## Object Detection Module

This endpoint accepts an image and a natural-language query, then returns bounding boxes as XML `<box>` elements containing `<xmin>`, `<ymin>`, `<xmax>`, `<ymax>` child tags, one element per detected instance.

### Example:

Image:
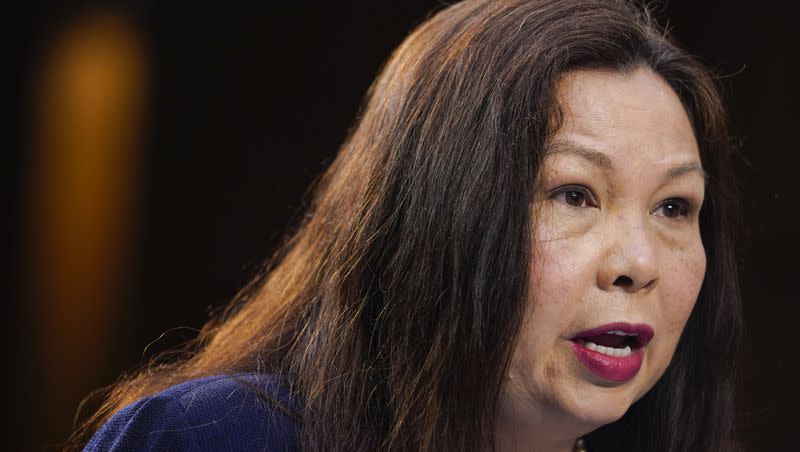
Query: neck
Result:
<box><xmin>495</xmin><ymin>423</ymin><xmax>580</xmax><ymax>452</ymax></box>
<box><xmin>494</xmin><ymin>402</ymin><xmax>593</xmax><ymax>452</ymax></box>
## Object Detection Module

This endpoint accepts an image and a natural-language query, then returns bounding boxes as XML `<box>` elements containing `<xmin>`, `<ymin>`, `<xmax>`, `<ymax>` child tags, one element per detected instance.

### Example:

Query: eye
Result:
<box><xmin>654</xmin><ymin>198</ymin><xmax>691</xmax><ymax>219</ymax></box>
<box><xmin>550</xmin><ymin>185</ymin><xmax>597</xmax><ymax>208</ymax></box>
<box><xmin>564</xmin><ymin>190</ymin><xmax>586</xmax><ymax>206</ymax></box>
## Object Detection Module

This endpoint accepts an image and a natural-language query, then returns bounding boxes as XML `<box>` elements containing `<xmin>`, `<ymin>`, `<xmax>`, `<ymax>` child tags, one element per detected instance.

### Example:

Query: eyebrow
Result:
<box><xmin>545</xmin><ymin>142</ymin><xmax>613</xmax><ymax>171</ymax></box>
<box><xmin>665</xmin><ymin>162</ymin><xmax>707</xmax><ymax>183</ymax></box>
<box><xmin>544</xmin><ymin>142</ymin><xmax>707</xmax><ymax>184</ymax></box>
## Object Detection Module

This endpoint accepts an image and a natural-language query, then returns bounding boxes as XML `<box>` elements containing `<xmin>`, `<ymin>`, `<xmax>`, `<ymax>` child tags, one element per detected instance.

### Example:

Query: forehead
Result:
<box><xmin>549</xmin><ymin>67</ymin><xmax>700</xmax><ymax>168</ymax></box>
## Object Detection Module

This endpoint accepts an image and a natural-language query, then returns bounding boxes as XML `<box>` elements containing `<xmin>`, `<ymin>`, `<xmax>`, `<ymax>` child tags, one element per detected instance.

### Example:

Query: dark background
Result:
<box><xmin>13</xmin><ymin>1</ymin><xmax>797</xmax><ymax>450</ymax></box>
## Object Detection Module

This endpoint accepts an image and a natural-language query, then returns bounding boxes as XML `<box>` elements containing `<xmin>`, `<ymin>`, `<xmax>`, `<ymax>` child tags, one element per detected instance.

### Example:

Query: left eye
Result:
<box><xmin>549</xmin><ymin>185</ymin><xmax>597</xmax><ymax>208</ymax></box>
<box><xmin>654</xmin><ymin>199</ymin><xmax>691</xmax><ymax>219</ymax></box>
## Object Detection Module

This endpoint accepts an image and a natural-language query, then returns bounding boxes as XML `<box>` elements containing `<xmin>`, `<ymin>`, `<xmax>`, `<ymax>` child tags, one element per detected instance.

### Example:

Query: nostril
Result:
<box><xmin>613</xmin><ymin>275</ymin><xmax>633</xmax><ymax>287</ymax></box>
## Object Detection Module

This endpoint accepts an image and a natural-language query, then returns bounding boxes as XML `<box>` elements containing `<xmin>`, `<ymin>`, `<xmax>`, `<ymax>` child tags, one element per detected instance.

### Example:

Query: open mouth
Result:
<box><xmin>572</xmin><ymin>332</ymin><xmax>643</xmax><ymax>357</ymax></box>
<box><xmin>568</xmin><ymin>323</ymin><xmax>654</xmax><ymax>382</ymax></box>
<box><xmin>569</xmin><ymin>323</ymin><xmax>654</xmax><ymax>358</ymax></box>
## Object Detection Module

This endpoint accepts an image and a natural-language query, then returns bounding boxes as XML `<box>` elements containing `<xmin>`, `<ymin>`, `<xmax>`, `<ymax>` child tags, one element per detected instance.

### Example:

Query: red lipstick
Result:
<box><xmin>569</xmin><ymin>322</ymin><xmax>654</xmax><ymax>382</ymax></box>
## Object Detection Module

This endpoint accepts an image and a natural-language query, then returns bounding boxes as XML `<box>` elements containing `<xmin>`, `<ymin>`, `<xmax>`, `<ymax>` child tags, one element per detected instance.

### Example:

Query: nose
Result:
<box><xmin>596</xmin><ymin>217</ymin><xmax>659</xmax><ymax>293</ymax></box>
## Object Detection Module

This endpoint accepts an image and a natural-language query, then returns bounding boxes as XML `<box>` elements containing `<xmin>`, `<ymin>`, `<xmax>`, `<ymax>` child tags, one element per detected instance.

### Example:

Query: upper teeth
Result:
<box><xmin>584</xmin><ymin>341</ymin><xmax>632</xmax><ymax>357</ymax></box>
<box><xmin>607</xmin><ymin>330</ymin><xmax>637</xmax><ymax>336</ymax></box>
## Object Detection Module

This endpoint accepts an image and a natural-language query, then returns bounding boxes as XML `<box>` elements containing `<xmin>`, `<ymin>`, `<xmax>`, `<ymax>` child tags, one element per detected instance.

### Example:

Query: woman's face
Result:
<box><xmin>499</xmin><ymin>67</ymin><xmax>707</xmax><ymax>442</ymax></box>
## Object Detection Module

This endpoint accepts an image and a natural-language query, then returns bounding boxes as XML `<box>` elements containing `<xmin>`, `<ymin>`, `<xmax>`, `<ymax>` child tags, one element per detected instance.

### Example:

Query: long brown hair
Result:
<box><xmin>72</xmin><ymin>1</ymin><xmax>742</xmax><ymax>450</ymax></box>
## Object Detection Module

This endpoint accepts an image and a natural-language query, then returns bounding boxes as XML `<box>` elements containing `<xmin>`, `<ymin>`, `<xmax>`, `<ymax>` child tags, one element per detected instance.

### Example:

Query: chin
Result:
<box><xmin>561</xmin><ymin>378</ymin><xmax>642</xmax><ymax>428</ymax></box>
<box><xmin>572</xmin><ymin>401</ymin><xmax>629</xmax><ymax>428</ymax></box>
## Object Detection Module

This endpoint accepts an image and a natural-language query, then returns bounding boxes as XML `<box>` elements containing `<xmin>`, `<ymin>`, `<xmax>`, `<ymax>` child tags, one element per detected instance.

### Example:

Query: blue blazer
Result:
<box><xmin>84</xmin><ymin>373</ymin><xmax>299</xmax><ymax>451</ymax></box>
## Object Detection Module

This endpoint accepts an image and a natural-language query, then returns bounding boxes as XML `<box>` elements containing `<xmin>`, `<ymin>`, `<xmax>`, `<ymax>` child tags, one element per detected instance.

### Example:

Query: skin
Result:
<box><xmin>496</xmin><ymin>66</ymin><xmax>707</xmax><ymax>452</ymax></box>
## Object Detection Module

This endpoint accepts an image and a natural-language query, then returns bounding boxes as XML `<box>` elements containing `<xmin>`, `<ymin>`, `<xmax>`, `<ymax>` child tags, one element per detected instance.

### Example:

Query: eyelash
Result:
<box><xmin>548</xmin><ymin>185</ymin><xmax>693</xmax><ymax>220</ymax></box>
<box><xmin>654</xmin><ymin>198</ymin><xmax>692</xmax><ymax>219</ymax></box>
<box><xmin>548</xmin><ymin>185</ymin><xmax>597</xmax><ymax>208</ymax></box>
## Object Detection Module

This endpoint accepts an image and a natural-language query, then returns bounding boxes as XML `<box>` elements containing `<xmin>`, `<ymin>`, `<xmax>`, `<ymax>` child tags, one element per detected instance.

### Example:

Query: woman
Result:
<box><xmin>74</xmin><ymin>0</ymin><xmax>742</xmax><ymax>450</ymax></box>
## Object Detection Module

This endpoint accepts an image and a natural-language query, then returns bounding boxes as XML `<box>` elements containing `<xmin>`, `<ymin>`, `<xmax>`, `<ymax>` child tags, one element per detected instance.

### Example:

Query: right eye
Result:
<box><xmin>550</xmin><ymin>186</ymin><xmax>597</xmax><ymax>208</ymax></box>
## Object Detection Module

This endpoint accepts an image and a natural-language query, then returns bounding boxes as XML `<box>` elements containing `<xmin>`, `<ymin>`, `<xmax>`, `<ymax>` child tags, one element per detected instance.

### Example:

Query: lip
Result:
<box><xmin>569</xmin><ymin>322</ymin><xmax>655</xmax><ymax>382</ymax></box>
<box><xmin>572</xmin><ymin>322</ymin><xmax>654</xmax><ymax>346</ymax></box>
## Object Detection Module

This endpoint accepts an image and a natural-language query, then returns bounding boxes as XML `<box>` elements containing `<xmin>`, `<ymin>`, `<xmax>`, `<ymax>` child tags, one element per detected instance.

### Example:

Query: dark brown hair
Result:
<box><xmin>72</xmin><ymin>1</ymin><xmax>742</xmax><ymax>450</ymax></box>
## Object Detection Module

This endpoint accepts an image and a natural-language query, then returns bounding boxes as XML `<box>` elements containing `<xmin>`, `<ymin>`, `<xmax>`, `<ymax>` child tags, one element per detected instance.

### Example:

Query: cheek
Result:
<box><xmin>521</xmin><ymin>235</ymin><xmax>597</xmax><ymax>352</ymax></box>
<box><xmin>528</xmin><ymin>237</ymin><xmax>591</xmax><ymax>318</ymax></box>
<box><xmin>530</xmin><ymin>211</ymin><xmax>597</xmax><ymax>301</ymax></box>
<box><xmin>659</xmin><ymin>241</ymin><xmax>707</xmax><ymax>339</ymax></box>
<box><xmin>530</xmin><ymin>243</ymin><xmax>574</xmax><ymax>298</ymax></box>
<box><xmin>506</xmin><ymin>238</ymin><xmax>587</xmax><ymax>399</ymax></box>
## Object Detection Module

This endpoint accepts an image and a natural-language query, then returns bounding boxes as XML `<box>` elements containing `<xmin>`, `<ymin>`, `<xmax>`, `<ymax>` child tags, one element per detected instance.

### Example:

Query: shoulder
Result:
<box><xmin>84</xmin><ymin>373</ymin><xmax>300</xmax><ymax>452</ymax></box>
